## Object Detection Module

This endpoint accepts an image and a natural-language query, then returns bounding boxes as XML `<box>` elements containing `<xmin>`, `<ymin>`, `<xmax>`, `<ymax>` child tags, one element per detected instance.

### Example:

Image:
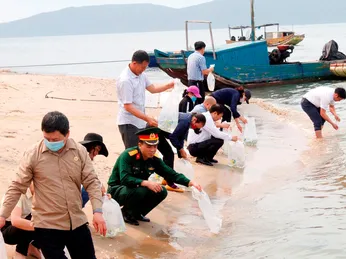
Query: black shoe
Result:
<box><xmin>209</xmin><ymin>158</ymin><xmax>218</xmax><ymax>163</ymax></box>
<box><xmin>196</xmin><ymin>157</ymin><xmax>213</xmax><ymax>166</ymax></box>
<box><xmin>123</xmin><ymin>214</ymin><xmax>139</xmax><ymax>226</ymax></box>
<box><xmin>136</xmin><ymin>214</ymin><xmax>150</xmax><ymax>222</ymax></box>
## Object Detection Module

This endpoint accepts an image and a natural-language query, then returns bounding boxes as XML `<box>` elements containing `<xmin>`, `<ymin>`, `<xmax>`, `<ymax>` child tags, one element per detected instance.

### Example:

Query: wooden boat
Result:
<box><xmin>226</xmin><ymin>23</ymin><xmax>305</xmax><ymax>47</ymax></box>
<box><xmin>153</xmin><ymin>20</ymin><xmax>346</xmax><ymax>90</ymax></box>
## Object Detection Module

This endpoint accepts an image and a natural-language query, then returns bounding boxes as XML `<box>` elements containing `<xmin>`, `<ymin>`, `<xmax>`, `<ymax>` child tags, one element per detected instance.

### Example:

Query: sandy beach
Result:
<box><xmin>0</xmin><ymin>70</ymin><xmax>311</xmax><ymax>258</ymax></box>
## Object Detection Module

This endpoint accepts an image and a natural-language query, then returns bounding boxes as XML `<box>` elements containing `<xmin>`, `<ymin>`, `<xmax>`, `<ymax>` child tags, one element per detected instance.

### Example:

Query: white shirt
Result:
<box><xmin>116</xmin><ymin>66</ymin><xmax>152</xmax><ymax>128</ymax></box>
<box><xmin>303</xmin><ymin>87</ymin><xmax>335</xmax><ymax>110</ymax></box>
<box><xmin>1</xmin><ymin>189</ymin><xmax>32</xmax><ymax>221</ymax></box>
<box><xmin>187</xmin><ymin>111</ymin><xmax>233</xmax><ymax>145</ymax></box>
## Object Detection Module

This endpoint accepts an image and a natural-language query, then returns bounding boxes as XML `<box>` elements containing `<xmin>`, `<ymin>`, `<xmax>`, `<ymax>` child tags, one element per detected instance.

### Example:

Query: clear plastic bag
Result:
<box><xmin>228</xmin><ymin>141</ymin><xmax>245</xmax><ymax>168</ymax></box>
<box><xmin>0</xmin><ymin>232</ymin><xmax>7</xmax><ymax>259</ymax></box>
<box><xmin>148</xmin><ymin>173</ymin><xmax>163</xmax><ymax>184</ymax></box>
<box><xmin>102</xmin><ymin>196</ymin><xmax>126</xmax><ymax>238</ymax></box>
<box><xmin>207</xmin><ymin>64</ymin><xmax>215</xmax><ymax>91</ymax></box>
<box><xmin>191</xmin><ymin>187</ymin><xmax>222</xmax><ymax>234</ymax></box>
<box><xmin>158</xmin><ymin>80</ymin><xmax>184</xmax><ymax>133</ymax></box>
<box><xmin>243</xmin><ymin>117</ymin><xmax>258</xmax><ymax>146</ymax></box>
<box><xmin>221</xmin><ymin>127</ymin><xmax>232</xmax><ymax>155</ymax></box>
<box><xmin>174</xmin><ymin>159</ymin><xmax>194</xmax><ymax>180</ymax></box>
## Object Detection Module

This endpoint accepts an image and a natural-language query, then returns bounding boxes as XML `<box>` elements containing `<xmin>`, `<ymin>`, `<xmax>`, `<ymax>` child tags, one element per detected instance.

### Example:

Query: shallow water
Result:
<box><xmin>2</xmin><ymin>23</ymin><xmax>346</xmax><ymax>258</ymax></box>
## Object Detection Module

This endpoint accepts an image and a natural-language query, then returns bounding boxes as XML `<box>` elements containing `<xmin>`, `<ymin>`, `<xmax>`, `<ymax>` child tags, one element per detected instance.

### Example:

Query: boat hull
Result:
<box><xmin>154</xmin><ymin>48</ymin><xmax>345</xmax><ymax>89</ymax></box>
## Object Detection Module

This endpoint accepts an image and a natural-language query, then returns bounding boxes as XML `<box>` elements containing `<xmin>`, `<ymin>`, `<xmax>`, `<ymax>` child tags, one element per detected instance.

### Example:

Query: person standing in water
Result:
<box><xmin>301</xmin><ymin>86</ymin><xmax>346</xmax><ymax>138</ymax></box>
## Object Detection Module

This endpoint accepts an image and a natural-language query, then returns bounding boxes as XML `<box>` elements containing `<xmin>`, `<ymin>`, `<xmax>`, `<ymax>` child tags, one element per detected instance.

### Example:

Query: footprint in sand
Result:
<box><xmin>2</xmin><ymin>131</ymin><xmax>17</xmax><ymax>138</ymax></box>
<box><xmin>8</xmin><ymin>110</ymin><xmax>25</xmax><ymax>114</ymax></box>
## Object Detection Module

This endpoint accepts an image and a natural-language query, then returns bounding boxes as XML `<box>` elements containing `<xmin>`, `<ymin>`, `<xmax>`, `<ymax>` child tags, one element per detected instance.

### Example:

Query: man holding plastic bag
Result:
<box><xmin>211</xmin><ymin>87</ymin><xmax>251</xmax><ymax>132</ymax></box>
<box><xmin>187</xmin><ymin>41</ymin><xmax>214</xmax><ymax>103</ymax></box>
<box><xmin>107</xmin><ymin>127</ymin><xmax>202</xmax><ymax>226</ymax></box>
<box><xmin>187</xmin><ymin>104</ymin><xmax>238</xmax><ymax>166</ymax></box>
<box><xmin>116</xmin><ymin>50</ymin><xmax>174</xmax><ymax>149</ymax></box>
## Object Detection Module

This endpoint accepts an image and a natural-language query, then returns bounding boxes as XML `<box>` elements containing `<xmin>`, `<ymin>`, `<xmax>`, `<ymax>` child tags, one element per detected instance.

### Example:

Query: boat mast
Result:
<box><xmin>250</xmin><ymin>0</ymin><xmax>255</xmax><ymax>41</ymax></box>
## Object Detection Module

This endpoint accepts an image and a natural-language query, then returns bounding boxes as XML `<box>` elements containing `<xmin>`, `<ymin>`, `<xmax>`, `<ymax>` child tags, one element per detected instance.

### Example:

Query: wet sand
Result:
<box><xmin>0</xmin><ymin>71</ymin><xmax>313</xmax><ymax>258</ymax></box>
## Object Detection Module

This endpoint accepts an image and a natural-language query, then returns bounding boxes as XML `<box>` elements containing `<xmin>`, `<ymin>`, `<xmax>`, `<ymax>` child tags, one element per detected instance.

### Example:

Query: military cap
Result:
<box><xmin>135</xmin><ymin>127</ymin><xmax>160</xmax><ymax>145</ymax></box>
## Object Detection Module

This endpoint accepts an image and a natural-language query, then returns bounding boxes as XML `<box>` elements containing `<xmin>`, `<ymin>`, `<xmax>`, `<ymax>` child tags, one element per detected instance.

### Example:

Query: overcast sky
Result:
<box><xmin>0</xmin><ymin>0</ymin><xmax>212</xmax><ymax>22</ymax></box>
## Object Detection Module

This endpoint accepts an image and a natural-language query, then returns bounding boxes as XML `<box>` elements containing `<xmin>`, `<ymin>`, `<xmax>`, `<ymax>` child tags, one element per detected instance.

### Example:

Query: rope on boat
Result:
<box><xmin>0</xmin><ymin>59</ymin><xmax>131</xmax><ymax>69</ymax></box>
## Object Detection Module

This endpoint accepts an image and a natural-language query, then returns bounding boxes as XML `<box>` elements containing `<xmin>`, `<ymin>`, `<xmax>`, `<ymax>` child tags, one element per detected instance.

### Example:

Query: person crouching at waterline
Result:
<box><xmin>107</xmin><ymin>127</ymin><xmax>202</xmax><ymax>226</ymax></box>
<box><xmin>301</xmin><ymin>86</ymin><xmax>346</xmax><ymax>138</ymax></box>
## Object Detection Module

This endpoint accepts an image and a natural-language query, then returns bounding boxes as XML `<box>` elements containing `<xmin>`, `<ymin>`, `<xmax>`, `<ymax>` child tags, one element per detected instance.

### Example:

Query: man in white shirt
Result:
<box><xmin>187</xmin><ymin>104</ymin><xmax>237</xmax><ymax>166</ymax></box>
<box><xmin>301</xmin><ymin>86</ymin><xmax>346</xmax><ymax>138</ymax></box>
<box><xmin>117</xmin><ymin>50</ymin><xmax>174</xmax><ymax>149</ymax></box>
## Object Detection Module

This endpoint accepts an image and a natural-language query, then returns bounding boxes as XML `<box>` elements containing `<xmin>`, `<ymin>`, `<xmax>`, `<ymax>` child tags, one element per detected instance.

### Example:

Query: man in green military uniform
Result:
<box><xmin>107</xmin><ymin>127</ymin><xmax>202</xmax><ymax>226</ymax></box>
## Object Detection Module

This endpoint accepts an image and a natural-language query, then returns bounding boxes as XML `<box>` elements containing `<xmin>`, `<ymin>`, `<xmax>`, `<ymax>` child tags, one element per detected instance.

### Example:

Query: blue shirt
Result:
<box><xmin>190</xmin><ymin>103</ymin><xmax>207</xmax><ymax>113</ymax></box>
<box><xmin>211</xmin><ymin>88</ymin><xmax>241</xmax><ymax>119</ymax></box>
<box><xmin>187</xmin><ymin>51</ymin><xmax>207</xmax><ymax>81</ymax></box>
<box><xmin>169</xmin><ymin>113</ymin><xmax>192</xmax><ymax>151</ymax></box>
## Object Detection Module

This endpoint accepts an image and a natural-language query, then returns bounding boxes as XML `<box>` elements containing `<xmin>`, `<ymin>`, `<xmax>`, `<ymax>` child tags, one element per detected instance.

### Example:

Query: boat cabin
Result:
<box><xmin>265</xmin><ymin>31</ymin><xmax>294</xmax><ymax>39</ymax></box>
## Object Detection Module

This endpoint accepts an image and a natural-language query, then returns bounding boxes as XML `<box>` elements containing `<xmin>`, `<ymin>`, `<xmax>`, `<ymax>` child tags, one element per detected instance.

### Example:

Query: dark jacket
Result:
<box><xmin>169</xmin><ymin>113</ymin><xmax>192</xmax><ymax>154</ymax></box>
<box><xmin>179</xmin><ymin>96</ymin><xmax>195</xmax><ymax>113</ymax></box>
<box><xmin>211</xmin><ymin>88</ymin><xmax>241</xmax><ymax>119</ymax></box>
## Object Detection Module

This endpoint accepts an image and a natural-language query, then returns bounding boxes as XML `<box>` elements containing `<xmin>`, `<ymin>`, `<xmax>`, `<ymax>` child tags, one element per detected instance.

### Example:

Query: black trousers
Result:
<box><xmin>35</xmin><ymin>223</ymin><xmax>96</xmax><ymax>259</ymax></box>
<box><xmin>220</xmin><ymin>104</ymin><xmax>232</xmax><ymax>123</ymax></box>
<box><xmin>1</xmin><ymin>214</ymin><xmax>36</xmax><ymax>256</ymax></box>
<box><xmin>187</xmin><ymin>138</ymin><xmax>224</xmax><ymax>160</ymax></box>
<box><xmin>118</xmin><ymin>124</ymin><xmax>140</xmax><ymax>149</ymax></box>
<box><xmin>158</xmin><ymin>131</ymin><xmax>174</xmax><ymax>169</ymax></box>
<box><xmin>188</xmin><ymin>80</ymin><xmax>205</xmax><ymax>104</ymax></box>
<box><xmin>108</xmin><ymin>186</ymin><xmax>168</xmax><ymax>217</ymax></box>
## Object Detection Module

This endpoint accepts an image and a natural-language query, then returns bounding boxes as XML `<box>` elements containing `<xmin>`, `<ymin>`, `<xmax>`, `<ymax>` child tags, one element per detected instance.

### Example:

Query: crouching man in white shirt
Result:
<box><xmin>301</xmin><ymin>87</ymin><xmax>346</xmax><ymax>138</ymax></box>
<box><xmin>187</xmin><ymin>104</ymin><xmax>238</xmax><ymax>166</ymax></box>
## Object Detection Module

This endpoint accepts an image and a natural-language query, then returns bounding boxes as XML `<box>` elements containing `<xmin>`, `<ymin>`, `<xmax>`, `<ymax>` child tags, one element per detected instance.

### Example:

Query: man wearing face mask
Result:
<box><xmin>211</xmin><ymin>87</ymin><xmax>251</xmax><ymax>132</ymax></box>
<box><xmin>0</xmin><ymin>111</ymin><xmax>106</xmax><ymax>259</ymax></box>
<box><xmin>164</xmin><ymin>113</ymin><xmax>206</xmax><ymax>160</ymax></box>
<box><xmin>79</xmin><ymin>133</ymin><xmax>109</xmax><ymax>208</ymax></box>
<box><xmin>156</xmin><ymin>112</ymin><xmax>206</xmax><ymax>192</ymax></box>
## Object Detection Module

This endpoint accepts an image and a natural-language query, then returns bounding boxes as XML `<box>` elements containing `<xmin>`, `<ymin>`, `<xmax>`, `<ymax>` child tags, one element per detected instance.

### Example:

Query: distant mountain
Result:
<box><xmin>0</xmin><ymin>0</ymin><xmax>345</xmax><ymax>38</ymax></box>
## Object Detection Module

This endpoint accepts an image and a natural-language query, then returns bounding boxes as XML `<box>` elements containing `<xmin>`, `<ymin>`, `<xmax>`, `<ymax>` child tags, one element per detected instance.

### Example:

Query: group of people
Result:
<box><xmin>0</xmin><ymin>39</ymin><xmax>345</xmax><ymax>259</ymax></box>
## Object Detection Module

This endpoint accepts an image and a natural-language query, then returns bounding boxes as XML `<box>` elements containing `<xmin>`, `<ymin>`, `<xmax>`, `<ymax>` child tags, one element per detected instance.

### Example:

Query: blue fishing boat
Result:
<box><xmin>153</xmin><ymin>18</ymin><xmax>346</xmax><ymax>89</ymax></box>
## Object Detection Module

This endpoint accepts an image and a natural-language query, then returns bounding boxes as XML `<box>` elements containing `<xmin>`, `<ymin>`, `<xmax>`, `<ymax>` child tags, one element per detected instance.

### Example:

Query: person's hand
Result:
<box><xmin>188</xmin><ymin>181</ymin><xmax>202</xmax><ymax>191</ymax></box>
<box><xmin>231</xmin><ymin>136</ymin><xmax>238</xmax><ymax>142</ymax></box>
<box><xmin>335</xmin><ymin>115</ymin><xmax>341</xmax><ymax>122</ymax></box>
<box><xmin>179</xmin><ymin>149</ymin><xmax>188</xmax><ymax>159</ymax></box>
<box><xmin>209</xmin><ymin>66</ymin><xmax>214</xmax><ymax>73</ymax></box>
<box><xmin>240</xmin><ymin>117</ymin><xmax>248</xmax><ymax>124</ymax></box>
<box><xmin>0</xmin><ymin>216</ymin><xmax>5</xmax><ymax>228</ymax></box>
<box><xmin>167</xmin><ymin>81</ymin><xmax>175</xmax><ymax>89</ymax></box>
<box><xmin>93</xmin><ymin>212</ymin><xmax>107</xmax><ymax>236</ymax></box>
<box><xmin>221</xmin><ymin>122</ymin><xmax>231</xmax><ymax>129</ymax></box>
<box><xmin>142</xmin><ymin>180</ymin><xmax>163</xmax><ymax>193</ymax></box>
<box><xmin>101</xmin><ymin>184</ymin><xmax>106</xmax><ymax>196</ymax></box>
<box><xmin>236</xmin><ymin>123</ymin><xmax>243</xmax><ymax>133</ymax></box>
<box><xmin>147</xmin><ymin>117</ymin><xmax>158</xmax><ymax>127</ymax></box>
<box><xmin>332</xmin><ymin>123</ymin><xmax>339</xmax><ymax>130</ymax></box>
